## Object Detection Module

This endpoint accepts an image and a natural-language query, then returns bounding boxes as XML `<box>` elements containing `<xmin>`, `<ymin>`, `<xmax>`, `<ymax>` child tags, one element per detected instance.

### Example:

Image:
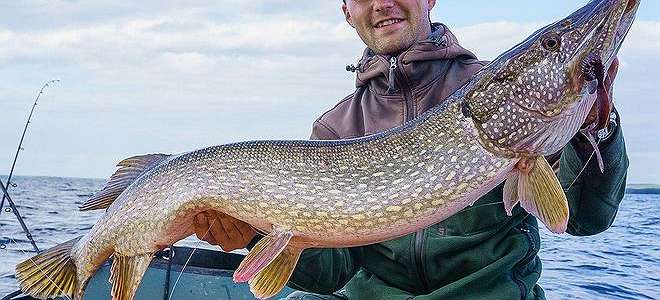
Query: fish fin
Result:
<box><xmin>249</xmin><ymin>246</ymin><xmax>302</xmax><ymax>299</ymax></box>
<box><xmin>502</xmin><ymin>173</ymin><xmax>520</xmax><ymax>216</ymax></box>
<box><xmin>80</xmin><ymin>154</ymin><xmax>171</xmax><ymax>211</ymax></box>
<box><xmin>580</xmin><ymin>130</ymin><xmax>605</xmax><ymax>173</ymax></box>
<box><xmin>15</xmin><ymin>236</ymin><xmax>81</xmax><ymax>300</ymax></box>
<box><xmin>517</xmin><ymin>157</ymin><xmax>569</xmax><ymax>234</ymax></box>
<box><xmin>233</xmin><ymin>228</ymin><xmax>293</xmax><ymax>283</ymax></box>
<box><xmin>109</xmin><ymin>253</ymin><xmax>153</xmax><ymax>300</ymax></box>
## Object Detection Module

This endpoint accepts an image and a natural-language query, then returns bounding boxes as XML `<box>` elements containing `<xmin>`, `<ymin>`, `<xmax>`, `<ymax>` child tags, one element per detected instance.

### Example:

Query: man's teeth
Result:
<box><xmin>376</xmin><ymin>19</ymin><xmax>402</xmax><ymax>28</ymax></box>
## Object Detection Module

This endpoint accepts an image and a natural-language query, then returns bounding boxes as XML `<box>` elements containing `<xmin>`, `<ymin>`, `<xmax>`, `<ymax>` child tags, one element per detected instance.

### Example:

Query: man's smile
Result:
<box><xmin>373</xmin><ymin>18</ymin><xmax>406</xmax><ymax>30</ymax></box>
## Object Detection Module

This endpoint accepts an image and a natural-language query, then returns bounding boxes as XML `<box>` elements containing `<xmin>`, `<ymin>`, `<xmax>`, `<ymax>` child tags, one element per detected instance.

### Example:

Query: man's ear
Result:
<box><xmin>342</xmin><ymin>3</ymin><xmax>355</xmax><ymax>28</ymax></box>
<box><xmin>428</xmin><ymin>0</ymin><xmax>437</xmax><ymax>10</ymax></box>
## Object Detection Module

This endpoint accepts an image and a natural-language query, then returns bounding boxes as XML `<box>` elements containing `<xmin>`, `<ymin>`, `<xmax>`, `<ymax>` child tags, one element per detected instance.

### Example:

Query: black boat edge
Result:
<box><xmin>3</xmin><ymin>246</ymin><xmax>296</xmax><ymax>300</ymax></box>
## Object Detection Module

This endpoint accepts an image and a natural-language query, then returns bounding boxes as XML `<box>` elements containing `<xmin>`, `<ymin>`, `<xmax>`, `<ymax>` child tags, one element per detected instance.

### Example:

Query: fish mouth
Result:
<box><xmin>580</xmin><ymin>53</ymin><xmax>604</xmax><ymax>94</ymax></box>
<box><xmin>569</xmin><ymin>0</ymin><xmax>639</xmax><ymax>83</ymax></box>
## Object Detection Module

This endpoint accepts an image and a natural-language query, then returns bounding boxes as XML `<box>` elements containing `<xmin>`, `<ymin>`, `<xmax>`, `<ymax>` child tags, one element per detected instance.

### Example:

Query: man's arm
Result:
<box><xmin>557</xmin><ymin>58</ymin><xmax>629</xmax><ymax>236</ymax></box>
<box><xmin>285</xmin><ymin>119</ymin><xmax>362</xmax><ymax>294</ymax></box>
<box><xmin>288</xmin><ymin>247</ymin><xmax>362</xmax><ymax>294</ymax></box>
<box><xmin>558</xmin><ymin>114</ymin><xmax>629</xmax><ymax>236</ymax></box>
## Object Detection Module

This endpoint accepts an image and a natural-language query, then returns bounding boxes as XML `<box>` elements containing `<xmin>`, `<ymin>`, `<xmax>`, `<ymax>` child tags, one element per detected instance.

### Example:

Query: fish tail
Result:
<box><xmin>503</xmin><ymin>156</ymin><xmax>569</xmax><ymax>233</ymax></box>
<box><xmin>15</xmin><ymin>236</ymin><xmax>82</xmax><ymax>300</ymax></box>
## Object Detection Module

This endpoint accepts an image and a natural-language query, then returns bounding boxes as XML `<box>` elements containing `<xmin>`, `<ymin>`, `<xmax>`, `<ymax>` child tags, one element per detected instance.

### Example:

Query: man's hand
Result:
<box><xmin>582</xmin><ymin>57</ymin><xmax>619</xmax><ymax>128</ymax></box>
<box><xmin>193</xmin><ymin>211</ymin><xmax>257</xmax><ymax>252</ymax></box>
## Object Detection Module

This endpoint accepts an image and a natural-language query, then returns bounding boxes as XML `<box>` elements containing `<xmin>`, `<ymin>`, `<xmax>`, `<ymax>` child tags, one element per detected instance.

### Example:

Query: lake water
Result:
<box><xmin>1</xmin><ymin>176</ymin><xmax>658</xmax><ymax>299</ymax></box>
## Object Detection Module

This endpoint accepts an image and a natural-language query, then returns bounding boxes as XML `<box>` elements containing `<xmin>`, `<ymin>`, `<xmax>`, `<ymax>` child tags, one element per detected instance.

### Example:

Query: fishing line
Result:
<box><xmin>168</xmin><ymin>219</ymin><xmax>216</xmax><ymax>300</ymax></box>
<box><xmin>3</xmin><ymin>237</ymin><xmax>72</xmax><ymax>300</ymax></box>
<box><xmin>565</xmin><ymin>137</ymin><xmax>602</xmax><ymax>192</ymax></box>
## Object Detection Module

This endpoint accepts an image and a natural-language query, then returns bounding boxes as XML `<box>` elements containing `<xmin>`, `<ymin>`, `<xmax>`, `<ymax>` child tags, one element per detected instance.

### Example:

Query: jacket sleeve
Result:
<box><xmin>557</xmin><ymin>119</ymin><xmax>629</xmax><ymax>236</ymax></box>
<box><xmin>285</xmin><ymin>120</ymin><xmax>360</xmax><ymax>294</ymax></box>
<box><xmin>287</xmin><ymin>247</ymin><xmax>363</xmax><ymax>294</ymax></box>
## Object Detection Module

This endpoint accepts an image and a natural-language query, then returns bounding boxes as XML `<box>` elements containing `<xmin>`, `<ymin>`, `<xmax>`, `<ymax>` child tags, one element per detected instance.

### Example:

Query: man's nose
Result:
<box><xmin>373</xmin><ymin>0</ymin><xmax>396</xmax><ymax>11</ymax></box>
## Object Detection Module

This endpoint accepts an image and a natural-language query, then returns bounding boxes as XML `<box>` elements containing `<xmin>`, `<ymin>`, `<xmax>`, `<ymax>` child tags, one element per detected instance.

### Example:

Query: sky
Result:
<box><xmin>0</xmin><ymin>1</ymin><xmax>658</xmax><ymax>184</ymax></box>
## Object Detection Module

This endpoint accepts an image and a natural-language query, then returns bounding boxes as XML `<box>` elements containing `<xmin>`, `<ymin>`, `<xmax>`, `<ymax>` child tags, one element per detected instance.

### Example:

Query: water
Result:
<box><xmin>1</xmin><ymin>176</ymin><xmax>658</xmax><ymax>299</ymax></box>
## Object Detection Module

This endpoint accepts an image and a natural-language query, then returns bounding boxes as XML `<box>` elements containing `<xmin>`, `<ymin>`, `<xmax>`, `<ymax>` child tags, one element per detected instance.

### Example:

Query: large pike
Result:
<box><xmin>16</xmin><ymin>0</ymin><xmax>639</xmax><ymax>299</ymax></box>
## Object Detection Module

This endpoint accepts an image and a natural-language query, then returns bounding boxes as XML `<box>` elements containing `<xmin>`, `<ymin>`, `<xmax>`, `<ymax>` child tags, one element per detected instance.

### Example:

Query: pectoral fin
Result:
<box><xmin>249</xmin><ymin>246</ymin><xmax>302</xmax><ymax>299</ymax></box>
<box><xmin>109</xmin><ymin>253</ymin><xmax>153</xmax><ymax>300</ymax></box>
<box><xmin>233</xmin><ymin>228</ymin><xmax>293</xmax><ymax>283</ymax></box>
<box><xmin>515</xmin><ymin>157</ymin><xmax>569</xmax><ymax>233</ymax></box>
<box><xmin>502</xmin><ymin>173</ymin><xmax>519</xmax><ymax>216</ymax></box>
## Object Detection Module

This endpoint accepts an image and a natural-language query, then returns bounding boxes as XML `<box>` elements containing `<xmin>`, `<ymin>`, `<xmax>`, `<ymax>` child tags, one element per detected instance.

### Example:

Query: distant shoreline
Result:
<box><xmin>0</xmin><ymin>174</ymin><xmax>105</xmax><ymax>181</ymax></box>
<box><xmin>625</xmin><ymin>184</ymin><xmax>660</xmax><ymax>194</ymax></box>
<box><xmin>625</xmin><ymin>186</ymin><xmax>660</xmax><ymax>195</ymax></box>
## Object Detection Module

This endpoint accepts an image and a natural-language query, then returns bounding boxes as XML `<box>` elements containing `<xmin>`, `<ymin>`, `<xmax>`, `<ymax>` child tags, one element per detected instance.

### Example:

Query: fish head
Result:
<box><xmin>465</xmin><ymin>0</ymin><xmax>639</xmax><ymax>157</ymax></box>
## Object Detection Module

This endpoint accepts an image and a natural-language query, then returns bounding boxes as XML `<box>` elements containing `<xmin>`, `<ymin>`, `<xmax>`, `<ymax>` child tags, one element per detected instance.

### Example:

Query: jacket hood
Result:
<box><xmin>354</xmin><ymin>23</ymin><xmax>478</xmax><ymax>88</ymax></box>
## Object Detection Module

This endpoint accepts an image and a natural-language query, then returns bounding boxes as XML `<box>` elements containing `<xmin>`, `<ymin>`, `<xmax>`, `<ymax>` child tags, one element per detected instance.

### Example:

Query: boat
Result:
<box><xmin>2</xmin><ymin>246</ymin><xmax>295</xmax><ymax>300</ymax></box>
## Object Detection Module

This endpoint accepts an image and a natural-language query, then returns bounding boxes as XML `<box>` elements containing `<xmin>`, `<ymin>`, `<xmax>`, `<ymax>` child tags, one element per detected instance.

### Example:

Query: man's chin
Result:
<box><xmin>367</xmin><ymin>30</ymin><xmax>418</xmax><ymax>55</ymax></box>
<box><xmin>371</xmin><ymin>40</ymin><xmax>412</xmax><ymax>55</ymax></box>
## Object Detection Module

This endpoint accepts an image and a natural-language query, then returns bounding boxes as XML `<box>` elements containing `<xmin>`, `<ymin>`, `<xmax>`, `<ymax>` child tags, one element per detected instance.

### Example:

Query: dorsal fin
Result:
<box><xmin>79</xmin><ymin>154</ymin><xmax>171</xmax><ymax>211</ymax></box>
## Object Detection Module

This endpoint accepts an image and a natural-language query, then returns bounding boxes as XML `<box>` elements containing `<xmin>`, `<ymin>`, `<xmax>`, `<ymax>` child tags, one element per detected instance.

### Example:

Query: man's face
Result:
<box><xmin>343</xmin><ymin>0</ymin><xmax>436</xmax><ymax>55</ymax></box>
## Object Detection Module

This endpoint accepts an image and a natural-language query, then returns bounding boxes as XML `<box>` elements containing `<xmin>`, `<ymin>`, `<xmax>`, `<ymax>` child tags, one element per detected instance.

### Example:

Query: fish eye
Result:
<box><xmin>542</xmin><ymin>33</ymin><xmax>561</xmax><ymax>52</ymax></box>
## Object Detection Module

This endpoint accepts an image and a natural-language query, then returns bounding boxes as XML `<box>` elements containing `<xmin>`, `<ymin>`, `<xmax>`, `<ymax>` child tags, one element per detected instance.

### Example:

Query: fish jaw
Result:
<box><xmin>463</xmin><ymin>0</ymin><xmax>638</xmax><ymax>157</ymax></box>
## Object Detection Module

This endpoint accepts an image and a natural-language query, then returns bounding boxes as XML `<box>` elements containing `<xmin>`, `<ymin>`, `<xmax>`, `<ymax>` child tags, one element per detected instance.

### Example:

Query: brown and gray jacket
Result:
<box><xmin>310</xmin><ymin>23</ymin><xmax>485</xmax><ymax>140</ymax></box>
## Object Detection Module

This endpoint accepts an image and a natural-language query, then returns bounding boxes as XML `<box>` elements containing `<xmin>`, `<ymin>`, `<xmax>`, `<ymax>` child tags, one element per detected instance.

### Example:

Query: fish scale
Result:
<box><xmin>14</xmin><ymin>0</ymin><xmax>639</xmax><ymax>299</ymax></box>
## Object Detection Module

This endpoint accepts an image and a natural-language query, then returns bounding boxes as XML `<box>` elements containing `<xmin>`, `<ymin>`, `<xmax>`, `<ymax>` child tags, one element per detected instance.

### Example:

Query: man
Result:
<box><xmin>194</xmin><ymin>0</ymin><xmax>629</xmax><ymax>299</ymax></box>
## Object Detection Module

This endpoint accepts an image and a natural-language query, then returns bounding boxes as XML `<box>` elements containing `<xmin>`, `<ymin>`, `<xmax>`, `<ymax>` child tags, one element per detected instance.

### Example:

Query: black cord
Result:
<box><xmin>1</xmin><ymin>290</ymin><xmax>22</xmax><ymax>300</ymax></box>
<box><xmin>163</xmin><ymin>246</ymin><xmax>174</xmax><ymax>300</ymax></box>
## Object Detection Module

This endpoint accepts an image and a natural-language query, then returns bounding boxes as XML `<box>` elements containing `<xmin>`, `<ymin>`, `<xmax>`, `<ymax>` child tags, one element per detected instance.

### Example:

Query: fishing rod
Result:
<box><xmin>0</xmin><ymin>79</ymin><xmax>59</xmax><ymax>214</ymax></box>
<box><xmin>0</xmin><ymin>80</ymin><xmax>58</xmax><ymax>254</ymax></box>
<box><xmin>0</xmin><ymin>180</ymin><xmax>39</xmax><ymax>252</ymax></box>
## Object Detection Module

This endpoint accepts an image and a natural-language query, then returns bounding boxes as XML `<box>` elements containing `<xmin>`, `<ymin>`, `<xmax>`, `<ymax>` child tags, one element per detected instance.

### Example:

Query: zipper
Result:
<box><xmin>386</xmin><ymin>56</ymin><xmax>399</xmax><ymax>94</ymax></box>
<box><xmin>386</xmin><ymin>56</ymin><xmax>415</xmax><ymax>121</ymax></box>
<box><xmin>513</xmin><ymin>224</ymin><xmax>537</xmax><ymax>300</ymax></box>
<box><xmin>390</xmin><ymin>53</ymin><xmax>424</xmax><ymax>291</ymax></box>
<box><xmin>413</xmin><ymin>229</ymin><xmax>431</xmax><ymax>292</ymax></box>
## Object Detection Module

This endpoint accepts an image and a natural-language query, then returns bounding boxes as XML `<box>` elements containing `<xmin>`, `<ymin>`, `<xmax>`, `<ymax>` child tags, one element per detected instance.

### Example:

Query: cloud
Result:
<box><xmin>453</xmin><ymin>21</ymin><xmax>546</xmax><ymax>59</ymax></box>
<box><xmin>0</xmin><ymin>3</ymin><xmax>658</xmax><ymax>182</ymax></box>
<box><xmin>624</xmin><ymin>21</ymin><xmax>660</xmax><ymax>51</ymax></box>
<box><xmin>0</xmin><ymin>7</ymin><xmax>360</xmax><ymax>104</ymax></box>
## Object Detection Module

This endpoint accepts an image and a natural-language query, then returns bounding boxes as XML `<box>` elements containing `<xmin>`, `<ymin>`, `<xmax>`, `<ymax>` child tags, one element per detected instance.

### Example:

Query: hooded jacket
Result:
<box><xmin>287</xmin><ymin>24</ymin><xmax>629</xmax><ymax>300</ymax></box>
